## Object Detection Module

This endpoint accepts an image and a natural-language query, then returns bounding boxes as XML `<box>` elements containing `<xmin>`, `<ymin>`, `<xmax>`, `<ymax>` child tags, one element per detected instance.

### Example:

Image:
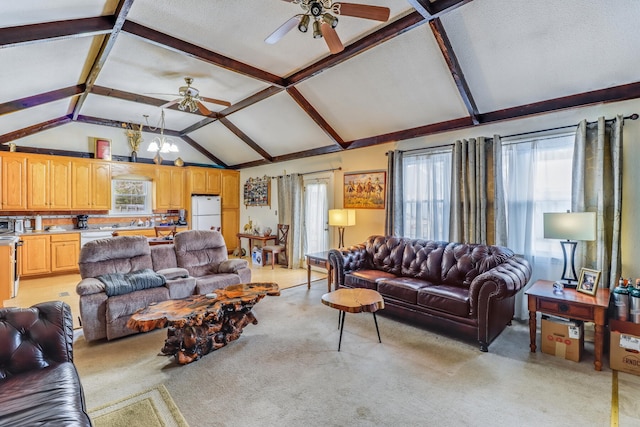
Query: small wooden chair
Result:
<box><xmin>155</xmin><ymin>225</ymin><xmax>177</xmax><ymax>238</ymax></box>
<box><xmin>262</xmin><ymin>224</ymin><xmax>289</xmax><ymax>269</ymax></box>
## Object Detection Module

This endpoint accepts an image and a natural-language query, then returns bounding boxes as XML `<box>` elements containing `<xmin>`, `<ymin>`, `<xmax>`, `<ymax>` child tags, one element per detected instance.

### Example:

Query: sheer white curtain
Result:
<box><xmin>502</xmin><ymin>133</ymin><xmax>574</xmax><ymax>319</ymax></box>
<box><xmin>304</xmin><ymin>180</ymin><xmax>329</xmax><ymax>253</ymax></box>
<box><xmin>402</xmin><ymin>149</ymin><xmax>452</xmax><ymax>240</ymax></box>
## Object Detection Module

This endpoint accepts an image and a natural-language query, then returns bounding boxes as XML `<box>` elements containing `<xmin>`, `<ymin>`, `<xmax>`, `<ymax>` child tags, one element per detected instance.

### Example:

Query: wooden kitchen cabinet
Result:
<box><xmin>188</xmin><ymin>167</ymin><xmax>221</xmax><ymax>195</ymax></box>
<box><xmin>221</xmin><ymin>169</ymin><xmax>239</xmax><ymax>209</ymax></box>
<box><xmin>72</xmin><ymin>159</ymin><xmax>111</xmax><ymax>210</ymax></box>
<box><xmin>27</xmin><ymin>157</ymin><xmax>72</xmax><ymax>210</ymax></box>
<box><xmin>50</xmin><ymin>233</ymin><xmax>80</xmax><ymax>273</ymax></box>
<box><xmin>0</xmin><ymin>245</ymin><xmax>13</xmax><ymax>306</ymax></box>
<box><xmin>1</xmin><ymin>153</ymin><xmax>27</xmax><ymax>210</ymax></box>
<box><xmin>20</xmin><ymin>234</ymin><xmax>50</xmax><ymax>276</ymax></box>
<box><xmin>156</xmin><ymin>167</ymin><xmax>184</xmax><ymax>210</ymax></box>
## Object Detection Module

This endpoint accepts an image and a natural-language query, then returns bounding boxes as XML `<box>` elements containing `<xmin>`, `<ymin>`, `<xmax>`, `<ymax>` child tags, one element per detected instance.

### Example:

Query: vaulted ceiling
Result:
<box><xmin>2</xmin><ymin>0</ymin><xmax>640</xmax><ymax>169</ymax></box>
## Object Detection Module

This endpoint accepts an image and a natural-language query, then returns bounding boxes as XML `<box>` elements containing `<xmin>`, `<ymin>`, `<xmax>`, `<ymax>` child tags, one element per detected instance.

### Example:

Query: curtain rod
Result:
<box><xmin>387</xmin><ymin>113</ymin><xmax>638</xmax><ymax>155</ymax></box>
<box><xmin>500</xmin><ymin>113</ymin><xmax>638</xmax><ymax>140</ymax></box>
<box><xmin>270</xmin><ymin>166</ymin><xmax>341</xmax><ymax>179</ymax></box>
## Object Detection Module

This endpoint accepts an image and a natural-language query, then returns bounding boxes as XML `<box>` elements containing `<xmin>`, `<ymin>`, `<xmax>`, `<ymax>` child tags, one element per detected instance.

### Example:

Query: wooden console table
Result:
<box><xmin>525</xmin><ymin>280</ymin><xmax>610</xmax><ymax>371</ymax></box>
<box><xmin>305</xmin><ymin>251</ymin><xmax>333</xmax><ymax>292</ymax></box>
<box><xmin>236</xmin><ymin>233</ymin><xmax>277</xmax><ymax>257</ymax></box>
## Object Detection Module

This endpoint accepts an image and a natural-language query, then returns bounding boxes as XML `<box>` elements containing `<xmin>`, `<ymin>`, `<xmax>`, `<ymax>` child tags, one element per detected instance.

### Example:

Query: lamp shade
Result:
<box><xmin>328</xmin><ymin>209</ymin><xmax>356</xmax><ymax>227</ymax></box>
<box><xmin>543</xmin><ymin>212</ymin><xmax>596</xmax><ymax>241</ymax></box>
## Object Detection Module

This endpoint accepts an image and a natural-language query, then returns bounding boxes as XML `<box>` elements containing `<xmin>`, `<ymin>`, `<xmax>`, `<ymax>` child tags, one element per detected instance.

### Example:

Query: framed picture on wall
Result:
<box><xmin>92</xmin><ymin>137</ymin><xmax>112</xmax><ymax>160</ymax></box>
<box><xmin>343</xmin><ymin>170</ymin><xmax>386</xmax><ymax>209</ymax></box>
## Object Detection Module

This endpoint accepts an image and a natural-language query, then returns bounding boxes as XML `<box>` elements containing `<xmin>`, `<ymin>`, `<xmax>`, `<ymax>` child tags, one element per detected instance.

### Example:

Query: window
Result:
<box><xmin>111</xmin><ymin>179</ymin><xmax>152</xmax><ymax>215</ymax></box>
<box><xmin>402</xmin><ymin>148</ymin><xmax>452</xmax><ymax>240</ymax></box>
<box><xmin>502</xmin><ymin>132</ymin><xmax>575</xmax><ymax>257</ymax></box>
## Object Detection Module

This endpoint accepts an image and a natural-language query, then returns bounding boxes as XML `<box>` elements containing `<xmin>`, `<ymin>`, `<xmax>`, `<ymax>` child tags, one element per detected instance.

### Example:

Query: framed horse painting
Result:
<box><xmin>343</xmin><ymin>171</ymin><xmax>386</xmax><ymax>209</ymax></box>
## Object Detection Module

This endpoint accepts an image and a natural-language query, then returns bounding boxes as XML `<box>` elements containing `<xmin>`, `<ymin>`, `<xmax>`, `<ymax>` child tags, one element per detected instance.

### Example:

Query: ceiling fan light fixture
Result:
<box><xmin>322</xmin><ymin>13</ymin><xmax>338</xmax><ymax>28</ymax></box>
<box><xmin>313</xmin><ymin>19</ymin><xmax>322</xmax><ymax>38</ymax></box>
<box><xmin>298</xmin><ymin>14</ymin><xmax>310</xmax><ymax>33</ymax></box>
<box><xmin>309</xmin><ymin>2</ymin><xmax>323</xmax><ymax>17</ymax></box>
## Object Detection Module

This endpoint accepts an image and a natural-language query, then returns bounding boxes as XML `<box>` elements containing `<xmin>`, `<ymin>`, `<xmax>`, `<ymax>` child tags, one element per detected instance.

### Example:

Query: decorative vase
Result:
<box><xmin>153</xmin><ymin>153</ymin><xmax>163</xmax><ymax>165</ymax></box>
<box><xmin>130</xmin><ymin>150</ymin><xmax>137</xmax><ymax>162</ymax></box>
<box><xmin>174</xmin><ymin>157</ymin><xmax>184</xmax><ymax>167</ymax></box>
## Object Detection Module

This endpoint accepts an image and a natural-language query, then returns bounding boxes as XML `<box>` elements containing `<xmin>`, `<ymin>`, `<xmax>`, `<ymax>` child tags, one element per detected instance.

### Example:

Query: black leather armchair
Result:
<box><xmin>0</xmin><ymin>301</ymin><xmax>92</xmax><ymax>426</ymax></box>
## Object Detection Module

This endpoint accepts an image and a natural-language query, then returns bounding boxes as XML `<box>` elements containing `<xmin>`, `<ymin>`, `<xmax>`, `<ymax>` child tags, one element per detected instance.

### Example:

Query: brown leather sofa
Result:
<box><xmin>0</xmin><ymin>301</ymin><xmax>92</xmax><ymax>426</ymax></box>
<box><xmin>77</xmin><ymin>230</ymin><xmax>251</xmax><ymax>342</ymax></box>
<box><xmin>328</xmin><ymin>235</ymin><xmax>532</xmax><ymax>351</ymax></box>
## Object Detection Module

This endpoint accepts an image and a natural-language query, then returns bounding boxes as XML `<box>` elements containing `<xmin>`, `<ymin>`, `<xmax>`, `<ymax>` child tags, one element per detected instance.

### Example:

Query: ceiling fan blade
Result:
<box><xmin>200</xmin><ymin>96</ymin><xmax>231</xmax><ymax>108</ymax></box>
<box><xmin>265</xmin><ymin>15</ymin><xmax>301</xmax><ymax>44</ymax></box>
<box><xmin>337</xmin><ymin>3</ymin><xmax>391</xmax><ymax>21</ymax></box>
<box><xmin>196</xmin><ymin>101</ymin><xmax>213</xmax><ymax>116</ymax></box>
<box><xmin>160</xmin><ymin>99</ymin><xmax>179</xmax><ymax>109</ymax></box>
<box><xmin>321</xmin><ymin>23</ymin><xmax>344</xmax><ymax>54</ymax></box>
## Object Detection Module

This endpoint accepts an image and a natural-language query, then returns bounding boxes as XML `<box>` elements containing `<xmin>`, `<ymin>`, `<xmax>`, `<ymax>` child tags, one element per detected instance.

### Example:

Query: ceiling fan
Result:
<box><xmin>156</xmin><ymin>77</ymin><xmax>231</xmax><ymax>116</ymax></box>
<box><xmin>265</xmin><ymin>0</ymin><xmax>390</xmax><ymax>54</ymax></box>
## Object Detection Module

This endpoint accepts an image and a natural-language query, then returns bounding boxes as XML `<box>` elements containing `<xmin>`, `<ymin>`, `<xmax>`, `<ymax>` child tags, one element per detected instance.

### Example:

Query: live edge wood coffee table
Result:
<box><xmin>321</xmin><ymin>288</ymin><xmax>385</xmax><ymax>351</ymax></box>
<box><xmin>127</xmin><ymin>282</ymin><xmax>280</xmax><ymax>365</ymax></box>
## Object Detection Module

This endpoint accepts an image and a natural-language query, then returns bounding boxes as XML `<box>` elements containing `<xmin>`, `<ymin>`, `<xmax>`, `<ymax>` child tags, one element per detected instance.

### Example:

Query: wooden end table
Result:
<box><xmin>525</xmin><ymin>280</ymin><xmax>610</xmax><ymax>371</ymax></box>
<box><xmin>321</xmin><ymin>288</ymin><xmax>384</xmax><ymax>351</ymax></box>
<box><xmin>305</xmin><ymin>251</ymin><xmax>333</xmax><ymax>292</ymax></box>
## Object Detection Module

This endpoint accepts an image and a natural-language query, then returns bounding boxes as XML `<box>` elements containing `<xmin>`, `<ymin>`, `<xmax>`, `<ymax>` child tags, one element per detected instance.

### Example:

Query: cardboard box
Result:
<box><xmin>609</xmin><ymin>318</ymin><xmax>640</xmax><ymax>375</ymax></box>
<box><xmin>251</xmin><ymin>247</ymin><xmax>263</xmax><ymax>266</ymax></box>
<box><xmin>541</xmin><ymin>316</ymin><xmax>584</xmax><ymax>362</ymax></box>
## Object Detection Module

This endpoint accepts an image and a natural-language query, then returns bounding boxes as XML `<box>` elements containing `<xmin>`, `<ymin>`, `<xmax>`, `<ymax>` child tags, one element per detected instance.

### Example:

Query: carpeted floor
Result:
<box><xmin>74</xmin><ymin>281</ymin><xmax>639</xmax><ymax>426</ymax></box>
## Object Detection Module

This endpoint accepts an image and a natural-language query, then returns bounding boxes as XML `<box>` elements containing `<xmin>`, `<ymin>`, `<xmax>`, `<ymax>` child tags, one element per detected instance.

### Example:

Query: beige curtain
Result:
<box><xmin>277</xmin><ymin>173</ymin><xmax>305</xmax><ymax>269</ymax></box>
<box><xmin>572</xmin><ymin>116</ymin><xmax>623</xmax><ymax>288</ymax></box>
<box><xmin>449</xmin><ymin>136</ymin><xmax>505</xmax><ymax>245</ymax></box>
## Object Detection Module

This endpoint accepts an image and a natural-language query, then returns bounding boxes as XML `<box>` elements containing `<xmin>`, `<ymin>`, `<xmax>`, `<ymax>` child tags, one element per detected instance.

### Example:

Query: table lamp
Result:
<box><xmin>328</xmin><ymin>209</ymin><xmax>356</xmax><ymax>248</ymax></box>
<box><xmin>543</xmin><ymin>211</ymin><xmax>596</xmax><ymax>287</ymax></box>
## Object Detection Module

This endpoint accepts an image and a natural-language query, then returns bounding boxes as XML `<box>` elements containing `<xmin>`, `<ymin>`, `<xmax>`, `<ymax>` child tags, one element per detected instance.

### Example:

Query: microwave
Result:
<box><xmin>0</xmin><ymin>219</ymin><xmax>14</xmax><ymax>233</ymax></box>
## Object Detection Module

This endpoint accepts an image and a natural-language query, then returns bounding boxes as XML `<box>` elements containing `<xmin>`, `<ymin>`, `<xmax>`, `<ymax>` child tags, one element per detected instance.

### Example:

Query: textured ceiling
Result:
<box><xmin>1</xmin><ymin>0</ymin><xmax>640</xmax><ymax>169</ymax></box>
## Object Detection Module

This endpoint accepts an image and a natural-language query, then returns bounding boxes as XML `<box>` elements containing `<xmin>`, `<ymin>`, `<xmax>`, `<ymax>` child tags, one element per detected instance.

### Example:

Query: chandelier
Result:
<box><xmin>146</xmin><ymin>109</ymin><xmax>179</xmax><ymax>154</ymax></box>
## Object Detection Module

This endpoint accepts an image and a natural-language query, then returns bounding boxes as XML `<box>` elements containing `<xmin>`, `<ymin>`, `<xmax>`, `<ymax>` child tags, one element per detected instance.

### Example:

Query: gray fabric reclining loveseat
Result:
<box><xmin>76</xmin><ymin>230</ymin><xmax>251</xmax><ymax>342</ymax></box>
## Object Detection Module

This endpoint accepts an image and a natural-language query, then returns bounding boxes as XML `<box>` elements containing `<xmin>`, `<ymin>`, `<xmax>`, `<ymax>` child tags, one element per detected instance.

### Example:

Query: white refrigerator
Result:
<box><xmin>191</xmin><ymin>195</ymin><xmax>221</xmax><ymax>231</ymax></box>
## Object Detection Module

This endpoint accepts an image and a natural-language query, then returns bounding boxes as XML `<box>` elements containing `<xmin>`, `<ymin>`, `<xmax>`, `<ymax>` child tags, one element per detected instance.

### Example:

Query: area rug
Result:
<box><xmin>89</xmin><ymin>384</ymin><xmax>189</xmax><ymax>427</ymax></box>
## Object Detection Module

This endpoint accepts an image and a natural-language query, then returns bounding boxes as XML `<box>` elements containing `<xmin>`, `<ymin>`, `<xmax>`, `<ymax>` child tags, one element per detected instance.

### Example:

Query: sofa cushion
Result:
<box><xmin>78</xmin><ymin>235</ymin><xmax>153</xmax><ymax>279</ymax></box>
<box><xmin>366</xmin><ymin>235</ymin><xmax>405</xmax><ymax>275</ymax></box>
<box><xmin>0</xmin><ymin>363</ymin><xmax>91</xmax><ymax>426</ymax></box>
<box><xmin>165</xmin><ymin>276</ymin><xmax>198</xmax><ymax>299</ymax></box>
<box><xmin>150</xmin><ymin>244</ymin><xmax>178</xmax><ymax>271</ymax></box>
<box><xmin>174</xmin><ymin>230</ymin><xmax>229</xmax><ymax>277</ymax></box>
<box><xmin>106</xmin><ymin>287</ymin><xmax>170</xmax><ymax>323</ymax></box>
<box><xmin>378</xmin><ymin>277</ymin><xmax>432</xmax><ymax>304</ymax></box>
<box><xmin>441</xmin><ymin>243</ymin><xmax>514</xmax><ymax>287</ymax></box>
<box><xmin>402</xmin><ymin>239</ymin><xmax>448</xmax><ymax>283</ymax></box>
<box><xmin>345</xmin><ymin>270</ymin><xmax>396</xmax><ymax>289</ymax></box>
<box><xmin>195</xmin><ymin>274</ymin><xmax>243</xmax><ymax>294</ymax></box>
<box><xmin>417</xmin><ymin>285</ymin><xmax>470</xmax><ymax>317</ymax></box>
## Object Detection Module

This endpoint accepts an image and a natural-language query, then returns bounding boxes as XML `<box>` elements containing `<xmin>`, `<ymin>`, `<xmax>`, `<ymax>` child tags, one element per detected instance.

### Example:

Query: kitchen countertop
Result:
<box><xmin>12</xmin><ymin>224</ymin><xmax>188</xmax><ymax>237</ymax></box>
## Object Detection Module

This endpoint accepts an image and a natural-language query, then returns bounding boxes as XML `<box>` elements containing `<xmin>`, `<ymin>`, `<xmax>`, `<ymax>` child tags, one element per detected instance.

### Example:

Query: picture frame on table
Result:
<box><xmin>577</xmin><ymin>268</ymin><xmax>601</xmax><ymax>296</ymax></box>
<box><xmin>343</xmin><ymin>170</ymin><xmax>386</xmax><ymax>209</ymax></box>
<box><xmin>92</xmin><ymin>137</ymin><xmax>112</xmax><ymax>160</ymax></box>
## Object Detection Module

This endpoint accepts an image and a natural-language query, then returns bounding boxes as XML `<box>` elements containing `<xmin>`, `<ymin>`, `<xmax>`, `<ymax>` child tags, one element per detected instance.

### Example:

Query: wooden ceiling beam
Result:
<box><xmin>219</xmin><ymin>117</ymin><xmax>273</xmax><ymax>162</ymax></box>
<box><xmin>286</xmin><ymin>11</ymin><xmax>426</xmax><ymax>86</ymax></box>
<box><xmin>406</xmin><ymin>0</ymin><xmax>475</xmax><ymax>20</ymax></box>
<box><xmin>286</xmin><ymin>87</ymin><xmax>345</xmax><ymax>148</ymax></box>
<box><xmin>122</xmin><ymin>21</ymin><xmax>286</xmax><ymax>87</ymax></box>
<box><xmin>429</xmin><ymin>18</ymin><xmax>479</xmax><ymax>124</ymax></box>
<box><xmin>231</xmin><ymin>144</ymin><xmax>343</xmax><ymax>169</ymax></box>
<box><xmin>221</xmin><ymin>87</ymin><xmax>284</xmax><ymax>116</ymax></box>
<box><xmin>0</xmin><ymin>116</ymin><xmax>72</xmax><ymax>145</ymax></box>
<box><xmin>0</xmin><ymin>16</ymin><xmax>114</xmax><ymax>48</ymax></box>
<box><xmin>71</xmin><ymin>0</ymin><xmax>134</xmax><ymax>120</ymax></box>
<box><xmin>0</xmin><ymin>85</ymin><xmax>85</xmax><ymax>116</ymax></box>
<box><xmin>180</xmin><ymin>134</ymin><xmax>228</xmax><ymax>167</ymax></box>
